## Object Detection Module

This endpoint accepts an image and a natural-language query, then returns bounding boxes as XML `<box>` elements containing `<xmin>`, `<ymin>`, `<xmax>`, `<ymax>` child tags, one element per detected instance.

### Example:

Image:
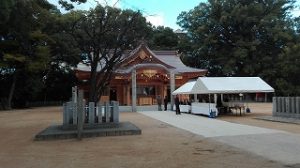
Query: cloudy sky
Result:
<box><xmin>48</xmin><ymin>0</ymin><xmax>205</xmax><ymax>29</ymax></box>
<box><xmin>48</xmin><ymin>0</ymin><xmax>300</xmax><ymax>30</ymax></box>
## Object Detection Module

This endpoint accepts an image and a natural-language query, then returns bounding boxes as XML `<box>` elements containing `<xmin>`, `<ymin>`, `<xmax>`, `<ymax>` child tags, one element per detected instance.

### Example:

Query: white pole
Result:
<box><xmin>208</xmin><ymin>93</ymin><xmax>211</xmax><ymax>114</ymax></box>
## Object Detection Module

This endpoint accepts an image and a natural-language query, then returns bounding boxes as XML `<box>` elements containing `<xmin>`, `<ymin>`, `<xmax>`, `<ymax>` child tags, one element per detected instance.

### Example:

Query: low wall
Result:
<box><xmin>272</xmin><ymin>97</ymin><xmax>300</xmax><ymax>119</ymax></box>
<box><xmin>63</xmin><ymin>101</ymin><xmax>119</xmax><ymax>127</ymax></box>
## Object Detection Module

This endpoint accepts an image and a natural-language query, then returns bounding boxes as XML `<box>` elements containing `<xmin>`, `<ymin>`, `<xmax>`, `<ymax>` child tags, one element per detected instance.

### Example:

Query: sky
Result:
<box><xmin>48</xmin><ymin>0</ymin><xmax>300</xmax><ymax>30</ymax></box>
<box><xmin>48</xmin><ymin>0</ymin><xmax>205</xmax><ymax>30</ymax></box>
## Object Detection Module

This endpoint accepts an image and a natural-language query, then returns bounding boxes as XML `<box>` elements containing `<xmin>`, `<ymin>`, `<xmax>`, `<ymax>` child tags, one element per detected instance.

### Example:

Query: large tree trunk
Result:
<box><xmin>88</xmin><ymin>61</ymin><xmax>98</xmax><ymax>103</ymax></box>
<box><xmin>7</xmin><ymin>72</ymin><xmax>17</xmax><ymax>110</ymax></box>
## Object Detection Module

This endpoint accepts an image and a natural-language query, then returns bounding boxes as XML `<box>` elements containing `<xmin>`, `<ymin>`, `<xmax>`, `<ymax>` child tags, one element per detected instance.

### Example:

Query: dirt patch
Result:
<box><xmin>0</xmin><ymin>106</ymin><xmax>291</xmax><ymax>168</ymax></box>
<box><xmin>217</xmin><ymin>103</ymin><xmax>300</xmax><ymax>134</ymax></box>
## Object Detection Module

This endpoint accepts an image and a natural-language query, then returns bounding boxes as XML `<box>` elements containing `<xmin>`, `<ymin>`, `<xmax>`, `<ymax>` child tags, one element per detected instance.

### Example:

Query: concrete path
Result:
<box><xmin>139</xmin><ymin>111</ymin><xmax>300</xmax><ymax>165</ymax></box>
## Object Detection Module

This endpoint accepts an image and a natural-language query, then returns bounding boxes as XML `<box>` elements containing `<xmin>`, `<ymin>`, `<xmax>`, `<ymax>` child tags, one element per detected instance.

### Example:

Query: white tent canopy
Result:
<box><xmin>172</xmin><ymin>77</ymin><xmax>274</xmax><ymax>95</ymax></box>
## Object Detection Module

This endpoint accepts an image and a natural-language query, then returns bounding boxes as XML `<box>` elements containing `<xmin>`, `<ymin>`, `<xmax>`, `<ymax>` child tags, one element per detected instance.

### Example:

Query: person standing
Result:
<box><xmin>175</xmin><ymin>95</ymin><xmax>181</xmax><ymax>115</ymax></box>
<box><xmin>164</xmin><ymin>96</ymin><xmax>168</xmax><ymax>111</ymax></box>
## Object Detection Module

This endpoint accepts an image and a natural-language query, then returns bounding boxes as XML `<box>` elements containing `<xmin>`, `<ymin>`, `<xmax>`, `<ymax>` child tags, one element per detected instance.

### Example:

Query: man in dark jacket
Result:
<box><xmin>175</xmin><ymin>95</ymin><xmax>181</xmax><ymax>115</ymax></box>
<box><xmin>164</xmin><ymin>96</ymin><xmax>168</xmax><ymax>111</ymax></box>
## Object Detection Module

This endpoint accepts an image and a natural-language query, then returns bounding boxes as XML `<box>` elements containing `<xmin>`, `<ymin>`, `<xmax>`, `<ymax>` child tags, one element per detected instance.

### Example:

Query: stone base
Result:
<box><xmin>35</xmin><ymin>122</ymin><xmax>141</xmax><ymax>141</ymax></box>
<box><xmin>255</xmin><ymin>116</ymin><xmax>300</xmax><ymax>125</ymax></box>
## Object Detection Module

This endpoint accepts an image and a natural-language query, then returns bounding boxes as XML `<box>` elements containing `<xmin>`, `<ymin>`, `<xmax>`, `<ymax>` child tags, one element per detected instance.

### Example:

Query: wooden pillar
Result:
<box><xmin>122</xmin><ymin>85</ymin><xmax>126</xmax><ymax>105</ymax></box>
<box><xmin>127</xmin><ymin>85</ymin><xmax>130</xmax><ymax>105</ymax></box>
<box><xmin>170</xmin><ymin>72</ymin><xmax>175</xmax><ymax>111</ymax></box>
<box><xmin>164</xmin><ymin>85</ymin><xmax>167</xmax><ymax>98</ymax></box>
<box><xmin>160</xmin><ymin>84</ymin><xmax>164</xmax><ymax>97</ymax></box>
<box><xmin>132</xmin><ymin>69</ymin><xmax>137</xmax><ymax>112</ymax></box>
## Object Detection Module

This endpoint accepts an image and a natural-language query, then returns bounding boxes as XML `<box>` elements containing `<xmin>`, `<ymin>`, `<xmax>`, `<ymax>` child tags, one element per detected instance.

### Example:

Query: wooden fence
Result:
<box><xmin>272</xmin><ymin>97</ymin><xmax>300</xmax><ymax>119</ymax></box>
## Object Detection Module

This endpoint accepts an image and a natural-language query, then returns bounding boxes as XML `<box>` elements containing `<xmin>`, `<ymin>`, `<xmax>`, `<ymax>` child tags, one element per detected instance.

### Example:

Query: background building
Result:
<box><xmin>75</xmin><ymin>43</ymin><xmax>207</xmax><ymax>107</ymax></box>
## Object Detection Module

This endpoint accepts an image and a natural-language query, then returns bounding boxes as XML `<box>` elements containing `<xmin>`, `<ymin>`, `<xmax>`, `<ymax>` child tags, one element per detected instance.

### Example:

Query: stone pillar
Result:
<box><xmin>291</xmin><ymin>97</ymin><xmax>295</xmax><ymax>114</ymax></box>
<box><xmin>97</xmin><ymin>103</ymin><xmax>102</xmax><ymax>123</ymax></box>
<box><xmin>71</xmin><ymin>87</ymin><xmax>78</xmax><ymax>124</ymax></box>
<box><xmin>63</xmin><ymin>103</ymin><xmax>68</xmax><ymax>125</ymax></box>
<box><xmin>63</xmin><ymin>102</ymin><xmax>73</xmax><ymax>125</ymax></box>
<box><xmin>131</xmin><ymin>69</ymin><xmax>137</xmax><ymax>112</ymax></box>
<box><xmin>286</xmin><ymin>97</ymin><xmax>289</xmax><ymax>115</ymax></box>
<box><xmin>88</xmin><ymin>102</ymin><xmax>95</xmax><ymax>125</ymax></box>
<box><xmin>77</xmin><ymin>90</ymin><xmax>84</xmax><ymax>140</ymax></box>
<box><xmin>296</xmin><ymin>97</ymin><xmax>300</xmax><ymax>118</ymax></box>
<box><xmin>105</xmin><ymin>102</ymin><xmax>110</xmax><ymax>122</ymax></box>
<box><xmin>112</xmin><ymin>101</ymin><xmax>119</xmax><ymax>123</ymax></box>
<box><xmin>66</xmin><ymin>102</ymin><xmax>73</xmax><ymax>124</ymax></box>
<box><xmin>170</xmin><ymin>72</ymin><xmax>175</xmax><ymax>111</ymax></box>
<box><xmin>72</xmin><ymin>102</ymin><xmax>77</xmax><ymax>125</ymax></box>
<box><xmin>272</xmin><ymin>97</ymin><xmax>277</xmax><ymax>116</ymax></box>
<box><xmin>72</xmin><ymin>86</ymin><xmax>77</xmax><ymax>103</ymax></box>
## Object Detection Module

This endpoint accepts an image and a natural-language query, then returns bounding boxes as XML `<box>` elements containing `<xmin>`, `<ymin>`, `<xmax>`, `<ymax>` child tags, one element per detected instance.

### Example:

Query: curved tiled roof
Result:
<box><xmin>152</xmin><ymin>50</ymin><xmax>206</xmax><ymax>73</ymax></box>
<box><xmin>76</xmin><ymin>44</ymin><xmax>207</xmax><ymax>75</ymax></box>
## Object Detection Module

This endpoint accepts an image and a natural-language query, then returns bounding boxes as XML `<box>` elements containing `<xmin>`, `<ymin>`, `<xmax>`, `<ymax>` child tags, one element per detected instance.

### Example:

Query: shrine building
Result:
<box><xmin>75</xmin><ymin>43</ymin><xmax>207</xmax><ymax>111</ymax></box>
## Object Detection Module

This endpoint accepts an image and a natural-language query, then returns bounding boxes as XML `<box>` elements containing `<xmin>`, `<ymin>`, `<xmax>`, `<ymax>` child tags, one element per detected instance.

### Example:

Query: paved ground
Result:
<box><xmin>139</xmin><ymin>110</ymin><xmax>300</xmax><ymax>165</ymax></box>
<box><xmin>139</xmin><ymin>111</ymin><xmax>283</xmax><ymax>138</ymax></box>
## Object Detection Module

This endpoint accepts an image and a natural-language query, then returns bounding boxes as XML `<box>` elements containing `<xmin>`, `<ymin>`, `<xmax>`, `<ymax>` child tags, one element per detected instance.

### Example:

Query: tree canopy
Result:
<box><xmin>177</xmin><ymin>0</ymin><xmax>300</xmax><ymax>96</ymax></box>
<box><xmin>148</xmin><ymin>26</ymin><xmax>178</xmax><ymax>50</ymax></box>
<box><xmin>0</xmin><ymin>0</ymin><xmax>55</xmax><ymax>109</ymax></box>
<box><xmin>2</xmin><ymin>0</ymin><xmax>298</xmax><ymax>109</ymax></box>
<box><xmin>68</xmin><ymin>5</ymin><xmax>151</xmax><ymax>103</ymax></box>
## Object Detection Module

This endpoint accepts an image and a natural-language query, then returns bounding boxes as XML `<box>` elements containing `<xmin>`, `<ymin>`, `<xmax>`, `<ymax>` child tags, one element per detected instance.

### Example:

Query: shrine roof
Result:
<box><xmin>152</xmin><ymin>50</ymin><xmax>206</xmax><ymax>73</ymax></box>
<box><xmin>76</xmin><ymin>44</ymin><xmax>207</xmax><ymax>74</ymax></box>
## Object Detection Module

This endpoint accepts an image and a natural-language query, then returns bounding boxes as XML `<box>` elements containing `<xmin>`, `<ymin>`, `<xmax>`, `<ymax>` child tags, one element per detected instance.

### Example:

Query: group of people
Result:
<box><xmin>157</xmin><ymin>95</ymin><xmax>181</xmax><ymax>115</ymax></box>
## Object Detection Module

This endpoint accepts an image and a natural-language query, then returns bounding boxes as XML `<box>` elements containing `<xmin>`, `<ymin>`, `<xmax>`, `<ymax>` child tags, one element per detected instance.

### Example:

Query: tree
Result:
<box><xmin>69</xmin><ymin>5</ymin><xmax>151</xmax><ymax>103</ymax></box>
<box><xmin>0</xmin><ymin>0</ymin><xmax>54</xmax><ymax>109</ymax></box>
<box><xmin>177</xmin><ymin>0</ymin><xmax>298</xmax><ymax>94</ymax></box>
<box><xmin>58</xmin><ymin>0</ymin><xmax>87</xmax><ymax>10</ymax></box>
<box><xmin>276</xmin><ymin>42</ymin><xmax>300</xmax><ymax>96</ymax></box>
<box><xmin>148</xmin><ymin>26</ymin><xmax>178</xmax><ymax>50</ymax></box>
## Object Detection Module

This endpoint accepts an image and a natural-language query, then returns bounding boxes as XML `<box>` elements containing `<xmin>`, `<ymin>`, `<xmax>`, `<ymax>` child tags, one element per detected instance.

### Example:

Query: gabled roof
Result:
<box><xmin>152</xmin><ymin>51</ymin><xmax>206</xmax><ymax>73</ymax></box>
<box><xmin>119</xmin><ymin>43</ymin><xmax>175</xmax><ymax>70</ymax></box>
<box><xmin>76</xmin><ymin>43</ymin><xmax>207</xmax><ymax>74</ymax></box>
<box><xmin>173</xmin><ymin>77</ymin><xmax>274</xmax><ymax>95</ymax></box>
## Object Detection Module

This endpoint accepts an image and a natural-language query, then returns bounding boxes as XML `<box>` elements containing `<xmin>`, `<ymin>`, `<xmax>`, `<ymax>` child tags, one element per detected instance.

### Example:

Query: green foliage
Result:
<box><xmin>276</xmin><ymin>43</ymin><xmax>300</xmax><ymax>96</ymax></box>
<box><xmin>0</xmin><ymin>0</ymin><xmax>58</xmax><ymax>108</ymax></box>
<box><xmin>58</xmin><ymin>0</ymin><xmax>87</xmax><ymax>10</ymax></box>
<box><xmin>69</xmin><ymin>5</ymin><xmax>151</xmax><ymax>102</ymax></box>
<box><xmin>177</xmin><ymin>0</ymin><xmax>300</xmax><ymax>95</ymax></box>
<box><xmin>148</xmin><ymin>26</ymin><xmax>178</xmax><ymax>50</ymax></box>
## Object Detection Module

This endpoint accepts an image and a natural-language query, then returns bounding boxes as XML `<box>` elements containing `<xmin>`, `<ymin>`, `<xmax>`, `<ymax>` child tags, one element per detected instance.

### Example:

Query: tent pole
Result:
<box><xmin>208</xmin><ymin>93</ymin><xmax>211</xmax><ymax>114</ymax></box>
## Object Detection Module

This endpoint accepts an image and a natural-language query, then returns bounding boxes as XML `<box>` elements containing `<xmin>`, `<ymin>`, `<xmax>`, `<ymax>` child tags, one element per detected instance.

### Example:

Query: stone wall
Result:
<box><xmin>273</xmin><ymin>97</ymin><xmax>300</xmax><ymax>119</ymax></box>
